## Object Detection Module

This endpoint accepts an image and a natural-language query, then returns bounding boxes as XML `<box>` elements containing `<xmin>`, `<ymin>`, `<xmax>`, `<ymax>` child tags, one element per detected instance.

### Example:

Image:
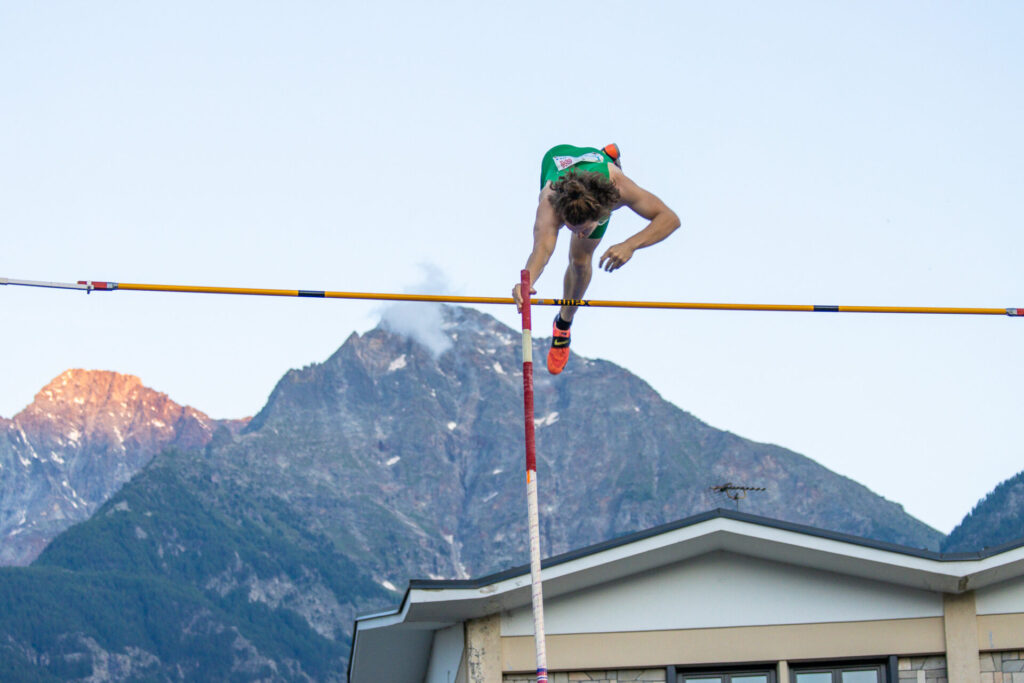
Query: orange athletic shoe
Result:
<box><xmin>547</xmin><ymin>322</ymin><xmax>571</xmax><ymax>375</ymax></box>
<box><xmin>603</xmin><ymin>143</ymin><xmax>621</xmax><ymax>168</ymax></box>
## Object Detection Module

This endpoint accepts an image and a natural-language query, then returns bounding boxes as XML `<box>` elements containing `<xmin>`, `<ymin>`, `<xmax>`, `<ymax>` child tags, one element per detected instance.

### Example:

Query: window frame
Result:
<box><xmin>676</xmin><ymin>664</ymin><xmax>778</xmax><ymax>683</ymax></box>
<box><xmin>790</xmin><ymin>661</ymin><xmax>888</xmax><ymax>683</ymax></box>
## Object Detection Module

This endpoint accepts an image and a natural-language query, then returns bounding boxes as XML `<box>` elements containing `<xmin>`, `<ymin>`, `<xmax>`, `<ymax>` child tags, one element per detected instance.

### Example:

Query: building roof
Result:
<box><xmin>348</xmin><ymin>508</ymin><xmax>1024</xmax><ymax>681</ymax></box>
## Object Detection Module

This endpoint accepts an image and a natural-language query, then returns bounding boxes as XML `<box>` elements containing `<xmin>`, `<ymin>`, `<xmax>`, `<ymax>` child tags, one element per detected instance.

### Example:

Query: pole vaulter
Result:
<box><xmin>1</xmin><ymin>277</ymin><xmax>1020</xmax><ymax>317</ymax></box>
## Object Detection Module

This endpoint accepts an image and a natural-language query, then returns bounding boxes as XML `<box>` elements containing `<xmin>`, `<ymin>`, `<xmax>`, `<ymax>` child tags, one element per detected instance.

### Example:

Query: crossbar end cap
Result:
<box><xmin>77</xmin><ymin>281</ymin><xmax>116</xmax><ymax>291</ymax></box>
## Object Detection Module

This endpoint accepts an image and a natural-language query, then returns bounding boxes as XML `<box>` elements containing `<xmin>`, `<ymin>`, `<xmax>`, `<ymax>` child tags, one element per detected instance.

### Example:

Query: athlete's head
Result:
<box><xmin>549</xmin><ymin>171</ymin><xmax>620</xmax><ymax>236</ymax></box>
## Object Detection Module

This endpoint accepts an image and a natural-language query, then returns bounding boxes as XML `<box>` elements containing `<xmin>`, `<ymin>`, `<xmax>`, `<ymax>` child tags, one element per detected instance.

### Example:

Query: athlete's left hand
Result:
<box><xmin>599</xmin><ymin>242</ymin><xmax>635</xmax><ymax>272</ymax></box>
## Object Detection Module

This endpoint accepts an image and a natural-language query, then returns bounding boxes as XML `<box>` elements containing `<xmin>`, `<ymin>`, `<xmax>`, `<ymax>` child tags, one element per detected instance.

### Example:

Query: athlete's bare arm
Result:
<box><xmin>598</xmin><ymin>165</ymin><xmax>680</xmax><ymax>272</ymax></box>
<box><xmin>513</xmin><ymin>186</ymin><xmax>561</xmax><ymax>311</ymax></box>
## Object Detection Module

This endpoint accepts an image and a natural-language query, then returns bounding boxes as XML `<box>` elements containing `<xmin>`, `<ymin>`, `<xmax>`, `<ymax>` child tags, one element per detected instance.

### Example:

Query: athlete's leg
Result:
<box><xmin>547</xmin><ymin>234</ymin><xmax>600</xmax><ymax>375</ymax></box>
<box><xmin>540</xmin><ymin>144</ymin><xmax>613</xmax><ymax>375</ymax></box>
<box><xmin>560</xmin><ymin>233</ymin><xmax>602</xmax><ymax>323</ymax></box>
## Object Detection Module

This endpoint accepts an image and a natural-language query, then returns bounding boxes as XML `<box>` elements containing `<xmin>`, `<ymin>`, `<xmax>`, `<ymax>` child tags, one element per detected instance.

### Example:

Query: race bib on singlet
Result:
<box><xmin>552</xmin><ymin>152</ymin><xmax>605</xmax><ymax>171</ymax></box>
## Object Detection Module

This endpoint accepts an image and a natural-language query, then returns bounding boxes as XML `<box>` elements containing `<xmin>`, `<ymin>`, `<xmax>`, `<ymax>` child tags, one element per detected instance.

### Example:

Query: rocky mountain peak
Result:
<box><xmin>247</xmin><ymin>304</ymin><xmax>518</xmax><ymax>434</ymax></box>
<box><xmin>206</xmin><ymin>306</ymin><xmax>943</xmax><ymax>596</ymax></box>
<box><xmin>17</xmin><ymin>369</ymin><xmax>208</xmax><ymax>451</ymax></box>
<box><xmin>1</xmin><ymin>370</ymin><xmax>249</xmax><ymax>565</ymax></box>
<box><xmin>29</xmin><ymin>368</ymin><xmax>145</xmax><ymax>409</ymax></box>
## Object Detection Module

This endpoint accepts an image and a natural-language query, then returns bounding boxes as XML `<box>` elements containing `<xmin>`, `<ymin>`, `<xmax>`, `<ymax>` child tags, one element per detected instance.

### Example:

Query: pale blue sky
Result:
<box><xmin>2</xmin><ymin>2</ymin><xmax>1021</xmax><ymax>534</ymax></box>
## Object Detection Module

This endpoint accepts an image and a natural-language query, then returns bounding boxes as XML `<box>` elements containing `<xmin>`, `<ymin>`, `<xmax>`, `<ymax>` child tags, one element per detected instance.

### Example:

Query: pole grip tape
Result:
<box><xmin>520</xmin><ymin>270</ymin><xmax>532</xmax><ymax>330</ymax></box>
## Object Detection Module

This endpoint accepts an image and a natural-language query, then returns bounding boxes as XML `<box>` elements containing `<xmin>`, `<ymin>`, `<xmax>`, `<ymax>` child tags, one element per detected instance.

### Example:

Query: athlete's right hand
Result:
<box><xmin>512</xmin><ymin>283</ymin><xmax>537</xmax><ymax>313</ymax></box>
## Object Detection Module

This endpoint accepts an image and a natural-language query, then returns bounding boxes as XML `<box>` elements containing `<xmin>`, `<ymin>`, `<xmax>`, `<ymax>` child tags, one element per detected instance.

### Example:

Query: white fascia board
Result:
<box><xmin>714</xmin><ymin>520</ymin><xmax>1024</xmax><ymax>592</ymax></box>
<box><xmin>355</xmin><ymin>600</ymin><xmax>457</xmax><ymax>633</ymax></box>
<box><xmin>715</xmin><ymin>526</ymin><xmax>959</xmax><ymax>592</ymax></box>
<box><xmin>355</xmin><ymin>600</ymin><xmax>412</xmax><ymax>632</ymax></box>
<box><xmin>403</xmin><ymin>524</ymin><xmax>726</xmax><ymax>622</ymax></box>
<box><xmin>951</xmin><ymin>547</ymin><xmax>1024</xmax><ymax>591</ymax></box>
<box><xmin>403</xmin><ymin>518</ymin><xmax>1024</xmax><ymax>624</ymax></box>
<box><xmin>381</xmin><ymin>517</ymin><xmax>1024</xmax><ymax>629</ymax></box>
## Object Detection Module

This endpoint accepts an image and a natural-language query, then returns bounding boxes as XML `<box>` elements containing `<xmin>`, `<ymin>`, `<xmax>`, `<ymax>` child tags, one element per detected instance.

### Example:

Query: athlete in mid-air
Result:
<box><xmin>512</xmin><ymin>144</ymin><xmax>681</xmax><ymax>375</ymax></box>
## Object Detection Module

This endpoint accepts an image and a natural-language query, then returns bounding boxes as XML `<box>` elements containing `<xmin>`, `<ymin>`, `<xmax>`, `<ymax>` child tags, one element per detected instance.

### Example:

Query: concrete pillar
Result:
<box><xmin>944</xmin><ymin>591</ymin><xmax>980</xmax><ymax>683</ymax></box>
<box><xmin>466</xmin><ymin>613</ymin><xmax>502</xmax><ymax>683</ymax></box>
<box><xmin>779</xmin><ymin>660</ymin><xmax>790</xmax><ymax>683</ymax></box>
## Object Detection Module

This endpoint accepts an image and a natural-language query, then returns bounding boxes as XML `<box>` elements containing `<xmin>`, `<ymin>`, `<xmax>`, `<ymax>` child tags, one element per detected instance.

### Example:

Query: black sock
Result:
<box><xmin>554</xmin><ymin>314</ymin><xmax>572</xmax><ymax>331</ymax></box>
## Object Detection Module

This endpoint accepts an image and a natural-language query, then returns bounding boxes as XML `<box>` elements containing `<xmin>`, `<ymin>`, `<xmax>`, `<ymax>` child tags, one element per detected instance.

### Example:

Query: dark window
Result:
<box><xmin>679</xmin><ymin>668</ymin><xmax>776</xmax><ymax>683</ymax></box>
<box><xmin>793</xmin><ymin>664</ymin><xmax>885</xmax><ymax>683</ymax></box>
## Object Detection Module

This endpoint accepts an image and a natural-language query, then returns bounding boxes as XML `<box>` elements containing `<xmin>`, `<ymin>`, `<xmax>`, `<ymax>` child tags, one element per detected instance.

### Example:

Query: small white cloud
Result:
<box><xmin>378</xmin><ymin>264</ymin><xmax>454</xmax><ymax>357</ymax></box>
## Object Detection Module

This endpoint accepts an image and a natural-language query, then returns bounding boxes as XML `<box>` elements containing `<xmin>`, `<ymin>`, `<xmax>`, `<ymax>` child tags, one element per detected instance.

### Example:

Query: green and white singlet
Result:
<box><xmin>540</xmin><ymin>144</ymin><xmax>614</xmax><ymax>239</ymax></box>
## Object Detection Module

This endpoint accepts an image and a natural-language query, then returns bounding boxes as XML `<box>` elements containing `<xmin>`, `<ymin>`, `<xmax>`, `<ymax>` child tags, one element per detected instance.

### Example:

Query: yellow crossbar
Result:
<box><xmin>106</xmin><ymin>282</ymin><xmax>1019</xmax><ymax>316</ymax></box>
<box><xmin>0</xmin><ymin>277</ymin><xmax>1018</xmax><ymax>316</ymax></box>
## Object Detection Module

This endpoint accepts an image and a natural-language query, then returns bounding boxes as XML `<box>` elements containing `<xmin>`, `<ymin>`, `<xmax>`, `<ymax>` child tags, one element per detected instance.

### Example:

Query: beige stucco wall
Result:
<box><xmin>978</xmin><ymin>615</ymin><xmax>1024</xmax><ymax>652</ymax></box>
<box><xmin>503</xmin><ymin>617</ymin><xmax>945</xmax><ymax>673</ymax></box>
<box><xmin>497</xmin><ymin>598</ymin><xmax>1024</xmax><ymax>679</ymax></box>
<box><xmin>497</xmin><ymin>572</ymin><xmax>1024</xmax><ymax>678</ymax></box>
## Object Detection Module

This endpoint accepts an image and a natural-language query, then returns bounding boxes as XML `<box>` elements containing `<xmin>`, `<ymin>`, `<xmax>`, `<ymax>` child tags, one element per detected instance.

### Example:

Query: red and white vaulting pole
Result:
<box><xmin>520</xmin><ymin>269</ymin><xmax>549</xmax><ymax>683</ymax></box>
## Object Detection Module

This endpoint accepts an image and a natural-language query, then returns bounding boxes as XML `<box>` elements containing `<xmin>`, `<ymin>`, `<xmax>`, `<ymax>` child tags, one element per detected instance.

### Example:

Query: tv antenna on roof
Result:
<box><xmin>711</xmin><ymin>483</ymin><xmax>766</xmax><ymax>512</ymax></box>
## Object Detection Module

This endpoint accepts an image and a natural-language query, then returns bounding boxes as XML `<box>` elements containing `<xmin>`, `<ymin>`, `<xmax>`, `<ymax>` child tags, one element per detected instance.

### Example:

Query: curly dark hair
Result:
<box><xmin>549</xmin><ymin>171</ymin><xmax>620</xmax><ymax>226</ymax></box>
